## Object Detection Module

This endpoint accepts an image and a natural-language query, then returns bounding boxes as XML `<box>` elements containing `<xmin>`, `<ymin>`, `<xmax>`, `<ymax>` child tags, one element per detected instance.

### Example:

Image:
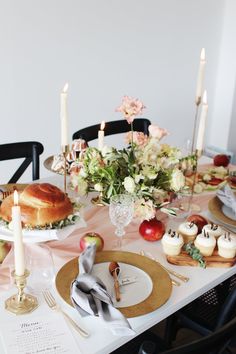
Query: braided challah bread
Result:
<box><xmin>0</xmin><ymin>183</ymin><xmax>73</xmax><ymax>227</ymax></box>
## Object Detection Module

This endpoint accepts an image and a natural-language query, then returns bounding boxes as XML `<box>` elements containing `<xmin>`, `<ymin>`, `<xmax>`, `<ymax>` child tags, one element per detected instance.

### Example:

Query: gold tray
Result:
<box><xmin>208</xmin><ymin>196</ymin><xmax>236</xmax><ymax>228</ymax></box>
<box><xmin>55</xmin><ymin>251</ymin><xmax>172</xmax><ymax>318</ymax></box>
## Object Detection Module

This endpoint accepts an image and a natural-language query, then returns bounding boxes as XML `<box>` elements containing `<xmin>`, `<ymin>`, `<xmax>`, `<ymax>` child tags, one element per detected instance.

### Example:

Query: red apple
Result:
<box><xmin>0</xmin><ymin>241</ymin><xmax>11</xmax><ymax>263</ymax></box>
<box><xmin>187</xmin><ymin>214</ymin><xmax>208</xmax><ymax>233</ymax></box>
<box><xmin>213</xmin><ymin>154</ymin><xmax>230</xmax><ymax>167</ymax></box>
<box><xmin>80</xmin><ymin>232</ymin><xmax>104</xmax><ymax>251</ymax></box>
<box><xmin>139</xmin><ymin>218</ymin><xmax>165</xmax><ymax>242</ymax></box>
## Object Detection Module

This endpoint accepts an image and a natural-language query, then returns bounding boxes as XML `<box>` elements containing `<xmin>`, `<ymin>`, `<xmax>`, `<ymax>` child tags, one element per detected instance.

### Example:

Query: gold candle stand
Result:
<box><xmin>191</xmin><ymin>97</ymin><xmax>201</xmax><ymax>154</ymax></box>
<box><xmin>187</xmin><ymin>148</ymin><xmax>202</xmax><ymax>212</ymax></box>
<box><xmin>91</xmin><ymin>191</ymin><xmax>106</xmax><ymax>206</ymax></box>
<box><xmin>5</xmin><ymin>269</ymin><xmax>38</xmax><ymax>315</ymax></box>
<box><xmin>62</xmin><ymin>144</ymin><xmax>70</xmax><ymax>194</ymax></box>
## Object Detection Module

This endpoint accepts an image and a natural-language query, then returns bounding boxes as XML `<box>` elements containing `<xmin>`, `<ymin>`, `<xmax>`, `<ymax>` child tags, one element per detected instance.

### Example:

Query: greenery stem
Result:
<box><xmin>130</xmin><ymin>121</ymin><xmax>134</xmax><ymax>151</ymax></box>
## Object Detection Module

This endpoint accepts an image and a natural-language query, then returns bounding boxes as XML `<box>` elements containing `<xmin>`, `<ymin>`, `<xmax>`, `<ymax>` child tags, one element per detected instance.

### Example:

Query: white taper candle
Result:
<box><xmin>195</xmin><ymin>48</ymin><xmax>206</xmax><ymax>104</ymax></box>
<box><xmin>61</xmin><ymin>83</ymin><xmax>69</xmax><ymax>147</ymax></box>
<box><xmin>12</xmin><ymin>191</ymin><xmax>25</xmax><ymax>276</ymax></box>
<box><xmin>98</xmin><ymin>121</ymin><xmax>105</xmax><ymax>150</ymax></box>
<box><xmin>196</xmin><ymin>90</ymin><xmax>208</xmax><ymax>151</ymax></box>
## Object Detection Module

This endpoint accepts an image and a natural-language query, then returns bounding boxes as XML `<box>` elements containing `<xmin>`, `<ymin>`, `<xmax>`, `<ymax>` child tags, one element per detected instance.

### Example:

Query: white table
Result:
<box><xmin>0</xmin><ymin>174</ymin><xmax>235</xmax><ymax>354</ymax></box>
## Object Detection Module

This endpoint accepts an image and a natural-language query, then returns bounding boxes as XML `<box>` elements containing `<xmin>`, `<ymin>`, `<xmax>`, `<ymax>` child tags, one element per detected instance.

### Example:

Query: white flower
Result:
<box><xmin>77</xmin><ymin>177</ymin><xmax>88</xmax><ymax>196</ymax></box>
<box><xmin>141</xmin><ymin>166</ymin><xmax>158</xmax><ymax>180</ymax></box>
<box><xmin>101</xmin><ymin>145</ymin><xmax>113</xmax><ymax>157</ymax></box>
<box><xmin>134</xmin><ymin>198</ymin><xmax>156</xmax><ymax>221</ymax></box>
<box><xmin>123</xmin><ymin>176</ymin><xmax>136</xmax><ymax>193</ymax></box>
<box><xmin>94</xmin><ymin>183</ymin><xmax>103</xmax><ymax>192</ymax></box>
<box><xmin>141</xmin><ymin>139</ymin><xmax>161</xmax><ymax>166</ymax></box>
<box><xmin>134</xmin><ymin>174</ymin><xmax>143</xmax><ymax>183</ymax></box>
<box><xmin>152</xmin><ymin>188</ymin><xmax>168</xmax><ymax>204</ymax></box>
<box><xmin>170</xmin><ymin>169</ymin><xmax>185</xmax><ymax>192</ymax></box>
<box><xmin>202</xmin><ymin>173</ymin><xmax>211</xmax><ymax>182</ymax></box>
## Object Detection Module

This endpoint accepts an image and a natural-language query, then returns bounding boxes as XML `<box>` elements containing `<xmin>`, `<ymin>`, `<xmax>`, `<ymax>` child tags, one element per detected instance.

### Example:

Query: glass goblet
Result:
<box><xmin>26</xmin><ymin>243</ymin><xmax>55</xmax><ymax>295</ymax></box>
<box><xmin>109</xmin><ymin>194</ymin><xmax>134</xmax><ymax>249</ymax></box>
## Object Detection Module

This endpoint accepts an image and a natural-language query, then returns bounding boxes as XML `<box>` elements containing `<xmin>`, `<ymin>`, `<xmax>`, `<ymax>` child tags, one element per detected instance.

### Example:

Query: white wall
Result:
<box><xmin>0</xmin><ymin>0</ymin><xmax>228</xmax><ymax>183</ymax></box>
<box><xmin>208</xmin><ymin>0</ymin><xmax>236</xmax><ymax>158</ymax></box>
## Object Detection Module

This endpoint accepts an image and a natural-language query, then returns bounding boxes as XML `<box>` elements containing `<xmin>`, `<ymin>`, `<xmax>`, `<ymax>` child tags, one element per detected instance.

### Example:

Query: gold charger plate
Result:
<box><xmin>55</xmin><ymin>251</ymin><xmax>172</xmax><ymax>318</ymax></box>
<box><xmin>208</xmin><ymin>196</ymin><xmax>236</xmax><ymax>228</ymax></box>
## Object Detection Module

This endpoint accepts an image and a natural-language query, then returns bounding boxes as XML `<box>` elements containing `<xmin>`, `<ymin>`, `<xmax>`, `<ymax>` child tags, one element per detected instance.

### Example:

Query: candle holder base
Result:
<box><xmin>5</xmin><ymin>293</ymin><xmax>38</xmax><ymax>315</ymax></box>
<box><xmin>5</xmin><ymin>269</ymin><xmax>38</xmax><ymax>315</ymax></box>
<box><xmin>91</xmin><ymin>195</ymin><xmax>106</xmax><ymax>207</ymax></box>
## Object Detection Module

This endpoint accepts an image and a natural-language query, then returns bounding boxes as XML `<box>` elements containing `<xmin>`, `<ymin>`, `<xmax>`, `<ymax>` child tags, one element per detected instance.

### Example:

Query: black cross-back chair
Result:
<box><xmin>164</xmin><ymin>276</ymin><xmax>236</xmax><ymax>346</ymax></box>
<box><xmin>112</xmin><ymin>314</ymin><xmax>236</xmax><ymax>354</ymax></box>
<box><xmin>0</xmin><ymin>141</ymin><xmax>44</xmax><ymax>183</ymax></box>
<box><xmin>72</xmin><ymin>118</ymin><xmax>151</xmax><ymax>143</ymax></box>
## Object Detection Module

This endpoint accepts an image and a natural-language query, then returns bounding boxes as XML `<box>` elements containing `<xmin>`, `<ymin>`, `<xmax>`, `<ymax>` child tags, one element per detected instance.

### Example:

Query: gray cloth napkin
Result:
<box><xmin>70</xmin><ymin>244</ymin><xmax>135</xmax><ymax>336</ymax></box>
<box><xmin>217</xmin><ymin>184</ymin><xmax>236</xmax><ymax>214</ymax></box>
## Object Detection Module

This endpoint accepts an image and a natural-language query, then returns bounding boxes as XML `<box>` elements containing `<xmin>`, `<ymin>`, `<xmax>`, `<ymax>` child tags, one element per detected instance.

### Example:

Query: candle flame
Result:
<box><xmin>200</xmin><ymin>48</ymin><xmax>206</xmax><ymax>61</ymax></box>
<box><xmin>62</xmin><ymin>82</ymin><xmax>69</xmax><ymax>93</ymax></box>
<box><xmin>14</xmin><ymin>190</ymin><xmax>19</xmax><ymax>206</ymax></box>
<box><xmin>202</xmin><ymin>90</ymin><xmax>207</xmax><ymax>104</ymax></box>
<box><xmin>100</xmin><ymin>121</ymin><xmax>105</xmax><ymax>130</ymax></box>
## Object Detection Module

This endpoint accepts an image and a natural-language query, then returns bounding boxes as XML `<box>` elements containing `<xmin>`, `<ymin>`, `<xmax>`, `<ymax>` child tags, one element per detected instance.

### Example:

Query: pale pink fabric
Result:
<box><xmin>0</xmin><ymin>192</ymin><xmax>215</xmax><ymax>292</ymax></box>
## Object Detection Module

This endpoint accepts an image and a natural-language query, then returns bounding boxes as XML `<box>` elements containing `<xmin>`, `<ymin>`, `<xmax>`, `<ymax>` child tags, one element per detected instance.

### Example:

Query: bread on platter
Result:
<box><xmin>0</xmin><ymin>183</ymin><xmax>73</xmax><ymax>227</ymax></box>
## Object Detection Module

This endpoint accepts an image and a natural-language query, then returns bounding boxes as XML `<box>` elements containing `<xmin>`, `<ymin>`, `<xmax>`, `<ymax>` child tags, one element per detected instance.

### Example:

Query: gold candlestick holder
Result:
<box><xmin>91</xmin><ymin>191</ymin><xmax>106</xmax><ymax>207</ymax></box>
<box><xmin>187</xmin><ymin>148</ymin><xmax>202</xmax><ymax>213</ymax></box>
<box><xmin>5</xmin><ymin>269</ymin><xmax>38</xmax><ymax>315</ymax></box>
<box><xmin>62</xmin><ymin>144</ymin><xmax>70</xmax><ymax>194</ymax></box>
<box><xmin>191</xmin><ymin>97</ymin><xmax>201</xmax><ymax>154</ymax></box>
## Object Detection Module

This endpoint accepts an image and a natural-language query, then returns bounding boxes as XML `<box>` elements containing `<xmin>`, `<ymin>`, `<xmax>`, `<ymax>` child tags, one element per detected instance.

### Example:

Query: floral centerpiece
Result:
<box><xmin>70</xmin><ymin>96</ymin><xmax>186</xmax><ymax>221</ymax></box>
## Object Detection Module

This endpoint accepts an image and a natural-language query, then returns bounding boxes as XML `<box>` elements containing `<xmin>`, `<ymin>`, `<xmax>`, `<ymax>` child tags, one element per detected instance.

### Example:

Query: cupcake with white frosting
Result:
<box><xmin>202</xmin><ymin>223</ymin><xmax>223</xmax><ymax>239</ymax></box>
<box><xmin>161</xmin><ymin>229</ymin><xmax>184</xmax><ymax>256</ymax></box>
<box><xmin>217</xmin><ymin>233</ymin><xmax>236</xmax><ymax>259</ymax></box>
<box><xmin>178</xmin><ymin>222</ymin><xmax>198</xmax><ymax>244</ymax></box>
<box><xmin>194</xmin><ymin>230</ymin><xmax>216</xmax><ymax>256</ymax></box>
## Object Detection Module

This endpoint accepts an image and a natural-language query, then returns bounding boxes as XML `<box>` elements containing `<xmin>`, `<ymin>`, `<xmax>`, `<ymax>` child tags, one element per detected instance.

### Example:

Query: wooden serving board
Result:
<box><xmin>167</xmin><ymin>249</ymin><xmax>236</xmax><ymax>268</ymax></box>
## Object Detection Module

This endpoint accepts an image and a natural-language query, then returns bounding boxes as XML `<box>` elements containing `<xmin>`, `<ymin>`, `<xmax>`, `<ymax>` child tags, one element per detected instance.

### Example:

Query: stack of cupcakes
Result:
<box><xmin>161</xmin><ymin>216</ymin><xmax>236</xmax><ymax>260</ymax></box>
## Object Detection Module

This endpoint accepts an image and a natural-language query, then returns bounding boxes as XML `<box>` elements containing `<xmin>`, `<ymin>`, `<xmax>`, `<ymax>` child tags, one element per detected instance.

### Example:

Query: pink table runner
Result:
<box><xmin>0</xmin><ymin>192</ymin><xmax>214</xmax><ymax>292</ymax></box>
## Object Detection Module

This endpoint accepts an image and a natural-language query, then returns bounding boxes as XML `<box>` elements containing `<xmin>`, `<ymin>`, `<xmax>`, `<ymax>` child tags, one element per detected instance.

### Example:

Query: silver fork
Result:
<box><xmin>42</xmin><ymin>290</ymin><xmax>89</xmax><ymax>338</ymax></box>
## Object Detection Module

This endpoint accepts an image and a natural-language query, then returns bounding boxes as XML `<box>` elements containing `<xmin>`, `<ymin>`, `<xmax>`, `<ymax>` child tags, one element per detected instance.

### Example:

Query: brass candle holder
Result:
<box><xmin>187</xmin><ymin>148</ymin><xmax>202</xmax><ymax>213</ymax></box>
<box><xmin>62</xmin><ymin>144</ymin><xmax>70</xmax><ymax>194</ymax></box>
<box><xmin>91</xmin><ymin>191</ymin><xmax>106</xmax><ymax>207</ymax></box>
<box><xmin>191</xmin><ymin>97</ymin><xmax>201</xmax><ymax>154</ymax></box>
<box><xmin>5</xmin><ymin>269</ymin><xmax>38</xmax><ymax>315</ymax></box>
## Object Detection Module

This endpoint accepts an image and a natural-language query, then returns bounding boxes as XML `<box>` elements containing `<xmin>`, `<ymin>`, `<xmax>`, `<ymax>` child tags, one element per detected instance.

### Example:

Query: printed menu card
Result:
<box><xmin>0</xmin><ymin>312</ymin><xmax>80</xmax><ymax>354</ymax></box>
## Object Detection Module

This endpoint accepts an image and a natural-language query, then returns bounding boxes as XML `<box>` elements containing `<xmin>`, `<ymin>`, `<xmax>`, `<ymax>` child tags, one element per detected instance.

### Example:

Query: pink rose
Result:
<box><xmin>148</xmin><ymin>124</ymin><xmax>169</xmax><ymax>140</ymax></box>
<box><xmin>125</xmin><ymin>131</ymin><xmax>148</xmax><ymax>146</ymax></box>
<box><xmin>116</xmin><ymin>96</ymin><xmax>146</xmax><ymax>124</ymax></box>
